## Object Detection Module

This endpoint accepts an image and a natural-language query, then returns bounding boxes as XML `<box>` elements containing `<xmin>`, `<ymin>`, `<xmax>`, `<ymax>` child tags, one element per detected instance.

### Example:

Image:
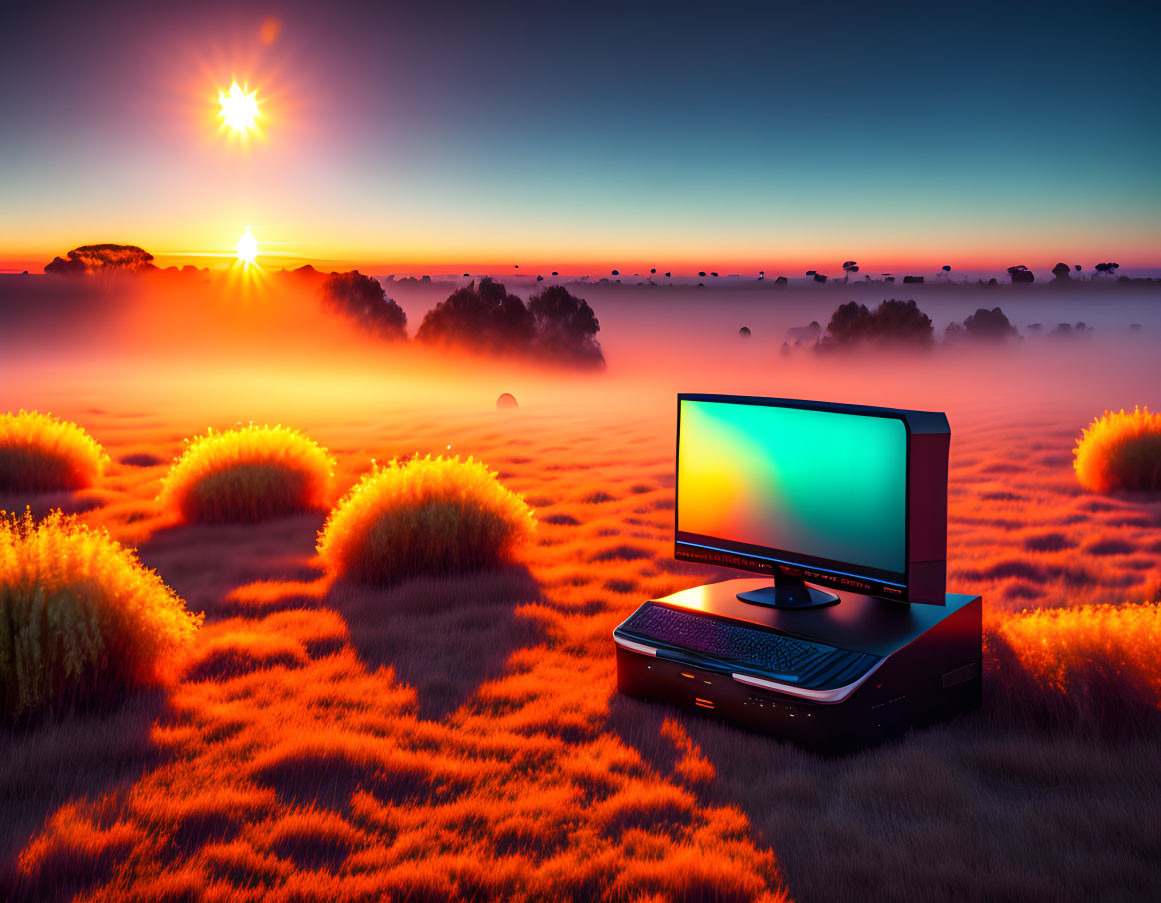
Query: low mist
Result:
<box><xmin>2</xmin><ymin>273</ymin><xmax>1158</xmax><ymax>439</ymax></box>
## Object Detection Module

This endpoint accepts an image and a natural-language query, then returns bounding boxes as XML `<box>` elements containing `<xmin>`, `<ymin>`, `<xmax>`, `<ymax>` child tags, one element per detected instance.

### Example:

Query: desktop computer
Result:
<box><xmin>614</xmin><ymin>394</ymin><xmax>981</xmax><ymax>754</ymax></box>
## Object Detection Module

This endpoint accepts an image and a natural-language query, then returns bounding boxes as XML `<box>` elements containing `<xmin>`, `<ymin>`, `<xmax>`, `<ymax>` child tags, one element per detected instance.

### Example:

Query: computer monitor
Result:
<box><xmin>675</xmin><ymin>394</ymin><xmax>949</xmax><ymax>608</ymax></box>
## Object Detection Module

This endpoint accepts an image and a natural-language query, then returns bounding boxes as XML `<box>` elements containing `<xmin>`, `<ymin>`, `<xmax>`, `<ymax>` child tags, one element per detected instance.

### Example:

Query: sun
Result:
<box><xmin>219</xmin><ymin>81</ymin><xmax>259</xmax><ymax>136</ymax></box>
<box><xmin>236</xmin><ymin>227</ymin><xmax>259</xmax><ymax>265</ymax></box>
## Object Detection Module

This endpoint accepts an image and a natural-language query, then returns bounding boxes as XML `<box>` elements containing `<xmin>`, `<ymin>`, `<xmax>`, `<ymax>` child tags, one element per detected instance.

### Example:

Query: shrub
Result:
<box><xmin>319</xmin><ymin>271</ymin><xmax>407</xmax><ymax>341</ymax></box>
<box><xmin>159</xmin><ymin>425</ymin><xmax>335</xmax><ymax>523</ymax></box>
<box><xmin>0</xmin><ymin>410</ymin><xmax>109</xmax><ymax>493</ymax></box>
<box><xmin>0</xmin><ymin>510</ymin><xmax>202</xmax><ymax>717</ymax></box>
<box><xmin>1074</xmin><ymin>407</ymin><xmax>1161</xmax><ymax>492</ymax></box>
<box><xmin>821</xmin><ymin>299</ymin><xmax>932</xmax><ymax>349</ymax></box>
<box><xmin>317</xmin><ymin>455</ymin><xmax>536</xmax><ymax>584</ymax></box>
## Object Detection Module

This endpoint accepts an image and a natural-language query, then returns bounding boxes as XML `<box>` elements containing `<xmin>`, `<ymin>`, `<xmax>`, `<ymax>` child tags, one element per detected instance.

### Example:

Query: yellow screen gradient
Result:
<box><xmin>677</xmin><ymin>399</ymin><xmax>908</xmax><ymax>575</ymax></box>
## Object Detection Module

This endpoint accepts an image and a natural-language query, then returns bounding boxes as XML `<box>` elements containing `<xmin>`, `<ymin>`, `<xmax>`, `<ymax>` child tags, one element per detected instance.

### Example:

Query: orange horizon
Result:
<box><xmin>4</xmin><ymin>249</ymin><xmax>1160</xmax><ymax>277</ymax></box>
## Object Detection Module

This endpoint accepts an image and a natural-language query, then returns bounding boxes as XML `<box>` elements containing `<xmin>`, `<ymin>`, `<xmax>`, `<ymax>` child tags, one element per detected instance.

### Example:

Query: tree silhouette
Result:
<box><xmin>319</xmin><ymin>271</ymin><xmax>407</xmax><ymax>341</ymax></box>
<box><xmin>45</xmin><ymin>244</ymin><xmax>154</xmax><ymax>275</ymax></box>
<box><xmin>953</xmin><ymin>306</ymin><xmax>1018</xmax><ymax>340</ymax></box>
<box><xmin>1007</xmin><ymin>265</ymin><xmax>1034</xmax><ymax>284</ymax></box>
<box><xmin>416</xmin><ymin>279</ymin><xmax>603</xmax><ymax>367</ymax></box>
<box><xmin>1094</xmin><ymin>262</ymin><xmax>1120</xmax><ymax>276</ymax></box>
<box><xmin>528</xmin><ymin>285</ymin><xmax>604</xmax><ymax>367</ymax></box>
<box><xmin>823</xmin><ymin>299</ymin><xmax>933</xmax><ymax>348</ymax></box>
<box><xmin>1051</xmin><ymin>262</ymin><xmax>1072</xmax><ymax>281</ymax></box>
<box><xmin>416</xmin><ymin>278</ymin><xmax>533</xmax><ymax>354</ymax></box>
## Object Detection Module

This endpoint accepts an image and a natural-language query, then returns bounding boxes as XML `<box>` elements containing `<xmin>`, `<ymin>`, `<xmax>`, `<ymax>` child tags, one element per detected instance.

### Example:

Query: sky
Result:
<box><xmin>1</xmin><ymin>0</ymin><xmax>1158</xmax><ymax>275</ymax></box>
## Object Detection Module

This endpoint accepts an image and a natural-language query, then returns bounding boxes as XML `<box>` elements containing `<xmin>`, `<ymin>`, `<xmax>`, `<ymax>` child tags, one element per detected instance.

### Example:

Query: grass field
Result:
<box><xmin>2</xmin><ymin>278</ymin><xmax>1160</xmax><ymax>901</ymax></box>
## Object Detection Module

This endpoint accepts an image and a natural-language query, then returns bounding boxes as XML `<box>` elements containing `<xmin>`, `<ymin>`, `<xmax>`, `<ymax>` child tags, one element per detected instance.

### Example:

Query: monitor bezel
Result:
<box><xmin>675</xmin><ymin>393</ymin><xmax>918</xmax><ymax>602</ymax></box>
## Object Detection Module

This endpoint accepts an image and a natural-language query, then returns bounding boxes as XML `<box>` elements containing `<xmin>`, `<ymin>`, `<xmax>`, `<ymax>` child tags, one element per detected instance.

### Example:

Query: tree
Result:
<box><xmin>416</xmin><ymin>278</ymin><xmax>534</xmax><ymax>356</ymax></box>
<box><xmin>951</xmin><ymin>307</ymin><xmax>1017</xmax><ymax>341</ymax></box>
<box><xmin>1094</xmin><ymin>262</ymin><xmax>1120</xmax><ymax>276</ymax></box>
<box><xmin>320</xmin><ymin>271</ymin><xmax>407</xmax><ymax>340</ymax></box>
<box><xmin>527</xmin><ymin>285</ymin><xmax>604</xmax><ymax>367</ymax></box>
<box><xmin>1007</xmin><ymin>265</ymin><xmax>1034</xmax><ymax>284</ymax></box>
<box><xmin>842</xmin><ymin>260</ymin><xmax>859</xmax><ymax>281</ymax></box>
<box><xmin>822</xmin><ymin>299</ymin><xmax>933</xmax><ymax>348</ymax></box>
<box><xmin>44</xmin><ymin>244</ymin><xmax>154</xmax><ymax>275</ymax></box>
<box><xmin>1051</xmin><ymin>262</ymin><xmax>1071</xmax><ymax>280</ymax></box>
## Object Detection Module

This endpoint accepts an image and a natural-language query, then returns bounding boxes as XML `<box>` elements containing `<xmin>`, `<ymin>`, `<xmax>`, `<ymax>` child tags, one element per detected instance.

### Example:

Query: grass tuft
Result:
<box><xmin>0</xmin><ymin>410</ymin><xmax>109</xmax><ymax>493</ymax></box>
<box><xmin>158</xmin><ymin>424</ymin><xmax>335</xmax><ymax>523</ymax></box>
<box><xmin>988</xmin><ymin>601</ymin><xmax>1161</xmax><ymax>731</ymax></box>
<box><xmin>0</xmin><ymin>509</ymin><xmax>202</xmax><ymax>717</ymax></box>
<box><xmin>1074</xmin><ymin>406</ymin><xmax>1161</xmax><ymax>492</ymax></box>
<box><xmin>317</xmin><ymin>455</ymin><xmax>536</xmax><ymax>584</ymax></box>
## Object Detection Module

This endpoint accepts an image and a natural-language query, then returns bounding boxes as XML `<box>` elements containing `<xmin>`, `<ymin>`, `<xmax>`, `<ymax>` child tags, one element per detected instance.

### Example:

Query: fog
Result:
<box><xmin>2</xmin><ymin>273</ymin><xmax>1159</xmax><ymax>436</ymax></box>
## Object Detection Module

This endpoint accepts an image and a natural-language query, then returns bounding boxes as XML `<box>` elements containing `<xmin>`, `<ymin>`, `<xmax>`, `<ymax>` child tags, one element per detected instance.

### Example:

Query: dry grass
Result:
<box><xmin>159</xmin><ymin>425</ymin><xmax>335</xmax><ymax>523</ymax></box>
<box><xmin>317</xmin><ymin>455</ymin><xmax>536</xmax><ymax>584</ymax></box>
<box><xmin>0</xmin><ymin>510</ymin><xmax>202</xmax><ymax>718</ymax></box>
<box><xmin>2</xmin><ymin>402</ymin><xmax>1161</xmax><ymax>902</ymax></box>
<box><xmin>1074</xmin><ymin>406</ymin><xmax>1161</xmax><ymax>492</ymax></box>
<box><xmin>988</xmin><ymin>601</ymin><xmax>1161</xmax><ymax>730</ymax></box>
<box><xmin>0</xmin><ymin>411</ymin><xmax>108</xmax><ymax>493</ymax></box>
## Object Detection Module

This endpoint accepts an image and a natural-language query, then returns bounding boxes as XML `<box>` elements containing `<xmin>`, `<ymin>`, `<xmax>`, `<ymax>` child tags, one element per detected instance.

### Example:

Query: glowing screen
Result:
<box><xmin>677</xmin><ymin>399</ymin><xmax>907</xmax><ymax>574</ymax></box>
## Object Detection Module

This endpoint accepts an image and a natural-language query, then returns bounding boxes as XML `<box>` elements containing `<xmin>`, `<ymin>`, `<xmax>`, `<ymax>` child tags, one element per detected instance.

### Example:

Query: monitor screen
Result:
<box><xmin>677</xmin><ymin>397</ymin><xmax>908</xmax><ymax>581</ymax></box>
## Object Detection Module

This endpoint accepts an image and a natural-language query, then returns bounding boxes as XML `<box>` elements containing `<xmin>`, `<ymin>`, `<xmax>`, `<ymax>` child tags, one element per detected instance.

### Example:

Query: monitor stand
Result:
<box><xmin>736</xmin><ymin>571</ymin><xmax>840</xmax><ymax>609</ymax></box>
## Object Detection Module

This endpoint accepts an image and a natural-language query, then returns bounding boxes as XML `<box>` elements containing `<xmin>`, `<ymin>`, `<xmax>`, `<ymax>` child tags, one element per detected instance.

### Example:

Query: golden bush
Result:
<box><xmin>0</xmin><ymin>410</ymin><xmax>109</xmax><ymax>493</ymax></box>
<box><xmin>1074</xmin><ymin>406</ymin><xmax>1161</xmax><ymax>492</ymax></box>
<box><xmin>317</xmin><ymin>455</ymin><xmax>535</xmax><ymax>583</ymax></box>
<box><xmin>159</xmin><ymin>424</ymin><xmax>335</xmax><ymax>523</ymax></box>
<box><xmin>0</xmin><ymin>509</ymin><xmax>202</xmax><ymax>716</ymax></box>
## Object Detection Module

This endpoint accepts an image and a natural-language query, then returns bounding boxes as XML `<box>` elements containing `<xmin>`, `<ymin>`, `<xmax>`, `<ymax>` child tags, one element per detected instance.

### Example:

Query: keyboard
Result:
<box><xmin>616</xmin><ymin>602</ymin><xmax>879</xmax><ymax>690</ymax></box>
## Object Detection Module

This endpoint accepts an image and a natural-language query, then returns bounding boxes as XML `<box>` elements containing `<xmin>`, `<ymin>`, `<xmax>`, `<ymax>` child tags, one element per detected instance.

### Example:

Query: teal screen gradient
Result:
<box><xmin>678</xmin><ymin>400</ymin><xmax>907</xmax><ymax>574</ymax></box>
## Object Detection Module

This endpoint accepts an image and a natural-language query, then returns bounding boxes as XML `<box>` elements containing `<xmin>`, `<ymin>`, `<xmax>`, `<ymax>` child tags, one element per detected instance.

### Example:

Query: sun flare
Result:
<box><xmin>218</xmin><ymin>81</ymin><xmax>259</xmax><ymax>136</ymax></box>
<box><xmin>236</xmin><ymin>227</ymin><xmax>259</xmax><ymax>265</ymax></box>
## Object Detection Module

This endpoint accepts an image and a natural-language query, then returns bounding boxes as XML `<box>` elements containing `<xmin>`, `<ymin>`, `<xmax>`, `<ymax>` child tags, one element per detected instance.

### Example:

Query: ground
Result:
<box><xmin>2</xmin><ymin>278</ymin><xmax>1160</xmax><ymax>901</ymax></box>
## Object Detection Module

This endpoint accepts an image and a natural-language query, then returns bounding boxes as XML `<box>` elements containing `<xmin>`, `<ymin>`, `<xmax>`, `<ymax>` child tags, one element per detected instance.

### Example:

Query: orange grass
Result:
<box><xmin>0</xmin><ymin>510</ymin><xmax>202</xmax><ymax>717</ymax></box>
<box><xmin>158</xmin><ymin>425</ymin><xmax>335</xmax><ymax>523</ymax></box>
<box><xmin>1074</xmin><ymin>406</ymin><xmax>1161</xmax><ymax>493</ymax></box>
<box><xmin>4</xmin><ymin>400</ymin><xmax>1161</xmax><ymax>902</ymax></box>
<box><xmin>989</xmin><ymin>601</ymin><xmax>1161</xmax><ymax>727</ymax></box>
<box><xmin>317</xmin><ymin>455</ymin><xmax>536</xmax><ymax>583</ymax></box>
<box><xmin>0</xmin><ymin>411</ymin><xmax>108</xmax><ymax>493</ymax></box>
